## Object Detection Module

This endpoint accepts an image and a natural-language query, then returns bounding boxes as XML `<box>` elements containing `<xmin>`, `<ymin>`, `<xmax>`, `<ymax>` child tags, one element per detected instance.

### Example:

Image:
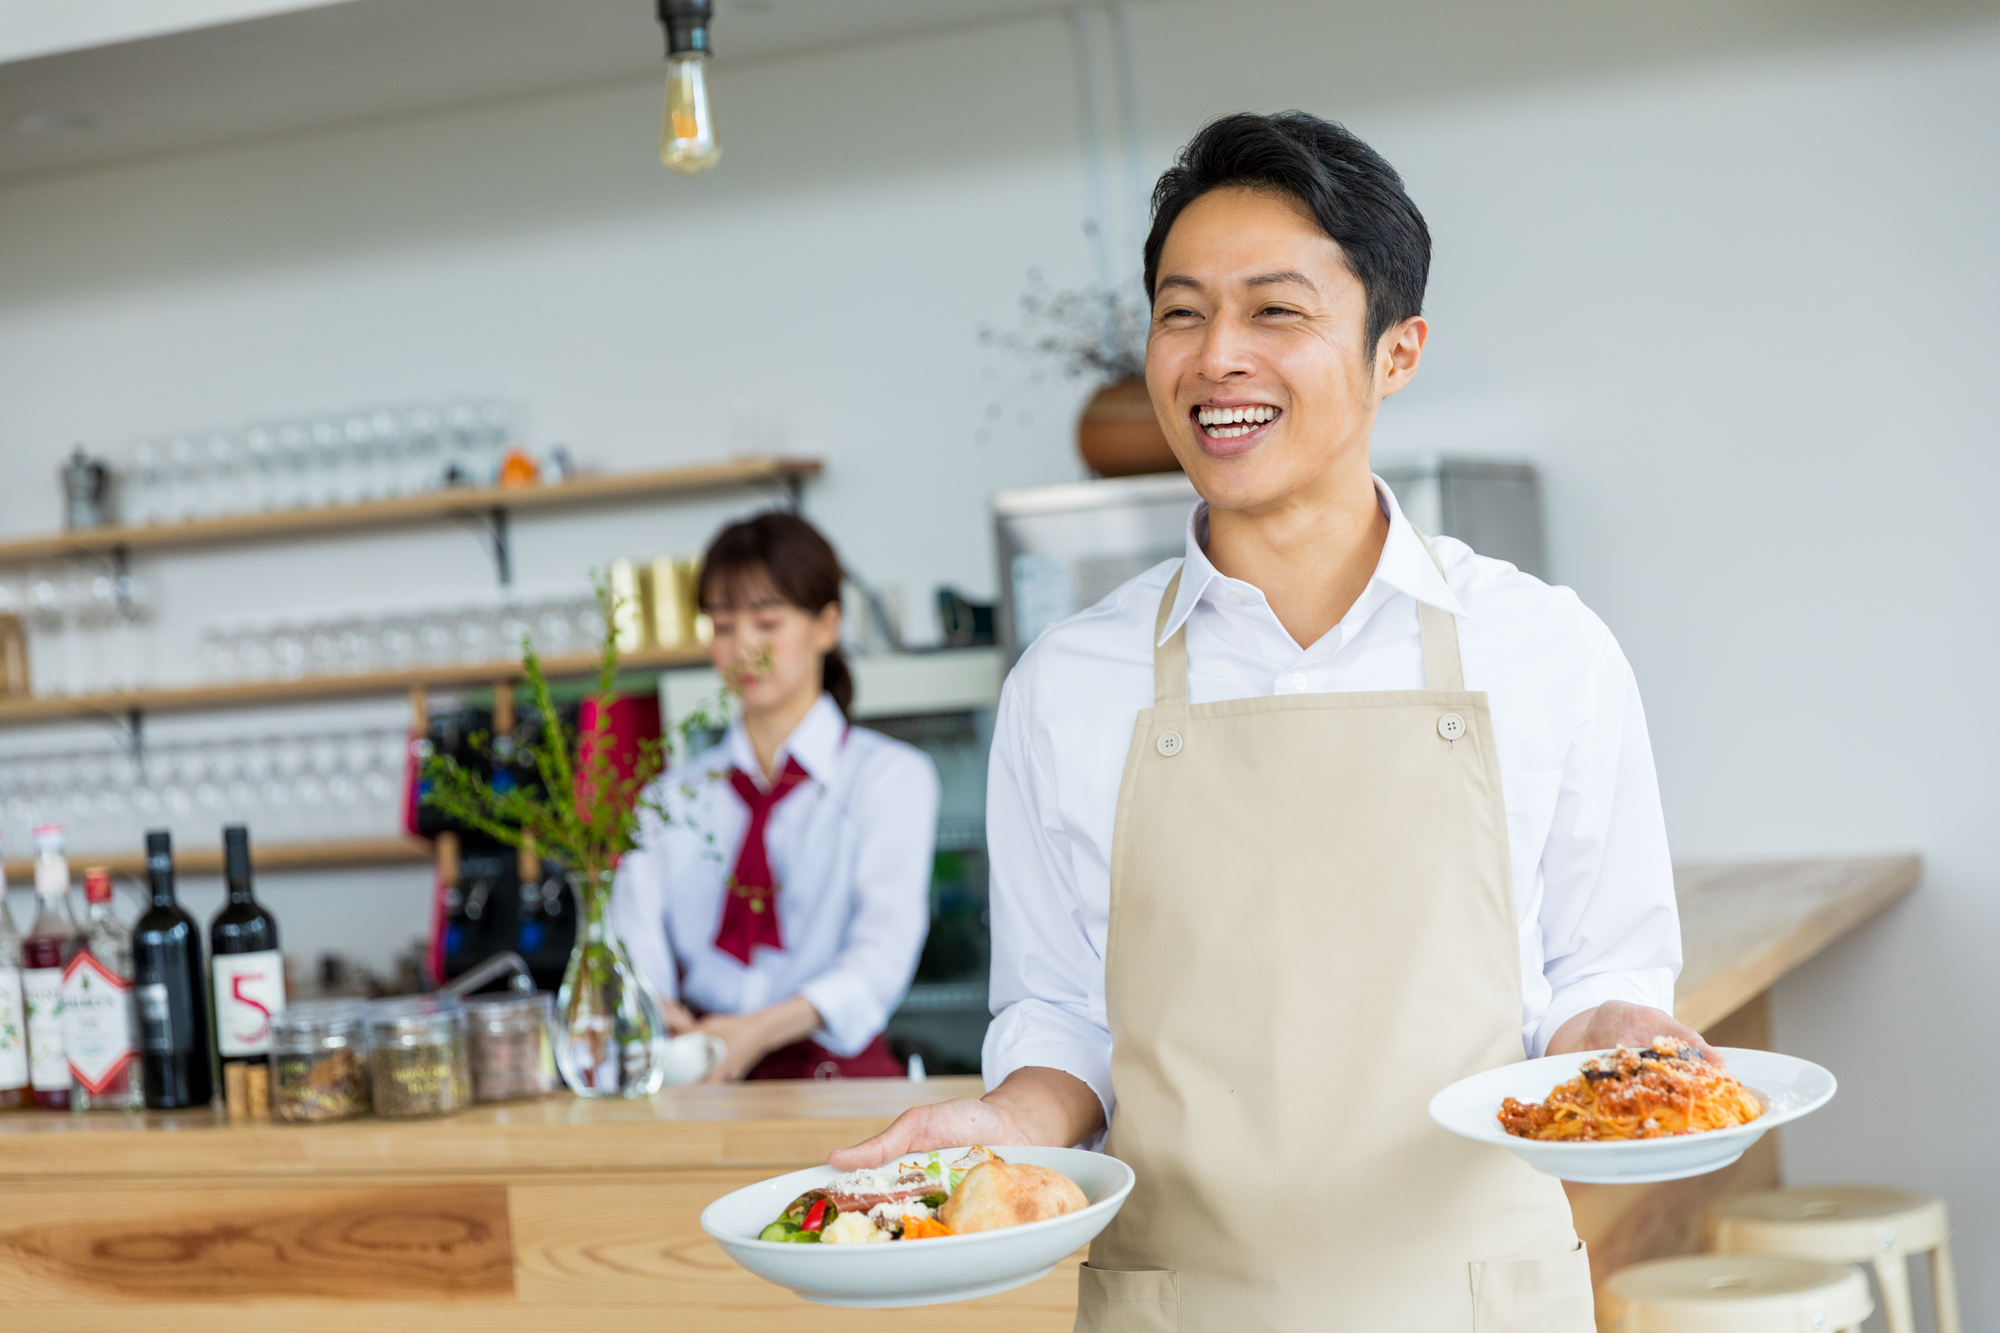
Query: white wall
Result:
<box><xmin>2</xmin><ymin>2</ymin><xmax>1995</xmax><ymax>1321</ymax></box>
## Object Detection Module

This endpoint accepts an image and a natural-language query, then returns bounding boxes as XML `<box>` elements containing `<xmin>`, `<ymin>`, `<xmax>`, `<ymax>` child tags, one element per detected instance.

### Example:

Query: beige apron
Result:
<box><xmin>1077</xmin><ymin>549</ymin><xmax>1595</xmax><ymax>1333</ymax></box>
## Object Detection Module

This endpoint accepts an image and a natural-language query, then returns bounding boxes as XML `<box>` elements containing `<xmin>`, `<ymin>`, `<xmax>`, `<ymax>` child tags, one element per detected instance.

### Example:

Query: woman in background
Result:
<box><xmin>611</xmin><ymin>512</ymin><xmax>938</xmax><ymax>1080</ymax></box>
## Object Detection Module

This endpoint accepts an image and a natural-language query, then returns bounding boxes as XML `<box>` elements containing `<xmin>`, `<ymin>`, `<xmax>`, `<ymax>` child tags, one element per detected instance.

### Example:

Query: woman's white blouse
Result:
<box><xmin>610</xmin><ymin>692</ymin><xmax>940</xmax><ymax>1057</ymax></box>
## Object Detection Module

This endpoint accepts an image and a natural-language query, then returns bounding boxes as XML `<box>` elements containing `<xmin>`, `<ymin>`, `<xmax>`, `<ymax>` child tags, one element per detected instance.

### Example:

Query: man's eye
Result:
<box><xmin>1260</xmin><ymin>306</ymin><xmax>1300</xmax><ymax>318</ymax></box>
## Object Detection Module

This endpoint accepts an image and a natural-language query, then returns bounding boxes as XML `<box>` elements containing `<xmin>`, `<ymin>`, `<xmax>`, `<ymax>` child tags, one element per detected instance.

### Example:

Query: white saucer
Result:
<box><xmin>1429</xmin><ymin>1047</ymin><xmax>1836</xmax><ymax>1184</ymax></box>
<box><xmin>700</xmin><ymin>1145</ymin><xmax>1134</xmax><ymax>1308</ymax></box>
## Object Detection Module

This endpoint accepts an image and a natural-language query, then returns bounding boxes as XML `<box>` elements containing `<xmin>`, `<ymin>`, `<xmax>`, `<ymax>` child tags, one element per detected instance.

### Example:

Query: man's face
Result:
<box><xmin>1145</xmin><ymin>186</ymin><xmax>1421</xmax><ymax>516</ymax></box>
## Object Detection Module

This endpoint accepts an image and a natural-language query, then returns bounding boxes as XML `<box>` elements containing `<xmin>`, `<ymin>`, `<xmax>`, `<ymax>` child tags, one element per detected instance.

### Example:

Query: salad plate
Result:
<box><xmin>1429</xmin><ymin>1047</ymin><xmax>1836</xmax><ymax>1184</ymax></box>
<box><xmin>701</xmin><ymin>1145</ymin><xmax>1134</xmax><ymax>1308</ymax></box>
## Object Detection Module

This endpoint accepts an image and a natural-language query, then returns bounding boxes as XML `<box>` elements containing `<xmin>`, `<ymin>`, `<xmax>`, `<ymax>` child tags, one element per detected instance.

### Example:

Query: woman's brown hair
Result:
<box><xmin>696</xmin><ymin>511</ymin><xmax>854</xmax><ymax>719</ymax></box>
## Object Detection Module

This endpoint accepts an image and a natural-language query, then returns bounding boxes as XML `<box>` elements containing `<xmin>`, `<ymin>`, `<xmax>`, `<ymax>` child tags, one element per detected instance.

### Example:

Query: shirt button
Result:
<box><xmin>1226</xmin><ymin>588</ymin><xmax>1244</xmax><ymax>605</ymax></box>
<box><xmin>1156</xmin><ymin>729</ymin><xmax>1184</xmax><ymax>757</ymax></box>
<box><xmin>1438</xmin><ymin>713</ymin><xmax>1465</xmax><ymax>740</ymax></box>
<box><xmin>1291</xmin><ymin>672</ymin><xmax>1308</xmax><ymax>691</ymax></box>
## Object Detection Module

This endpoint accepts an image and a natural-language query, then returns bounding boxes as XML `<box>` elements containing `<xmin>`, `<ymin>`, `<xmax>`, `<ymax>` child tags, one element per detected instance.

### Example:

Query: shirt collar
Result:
<box><xmin>1158</xmin><ymin>475</ymin><xmax>1468</xmax><ymax>646</ymax></box>
<box><xmin>722</xmin><ymin>692</ymin><xmax>846</xmax><ymax>788</ymax></box>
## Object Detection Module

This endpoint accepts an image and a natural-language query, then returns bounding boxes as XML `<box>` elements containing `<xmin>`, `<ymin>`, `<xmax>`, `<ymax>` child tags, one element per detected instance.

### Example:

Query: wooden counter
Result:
<box><xmin>0</xmin><ymin>856</ymin><xmax>1918</xmax><ymax>1331</ymax></box>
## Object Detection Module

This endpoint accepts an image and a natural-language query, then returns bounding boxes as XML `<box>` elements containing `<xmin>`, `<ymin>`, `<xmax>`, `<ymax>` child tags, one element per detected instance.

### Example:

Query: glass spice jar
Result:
<box><xmin>271</xmin><ymin>999</ymin><xmax>371</xmax><ymax>1123</ymax></box>
<box><xmin>366</xmin><ymin>994</ymin><xmax>472</xmax><ymax>1118</ymax></box>
<box><xmin>466</xmin><ymin>991</ymin><xmax>557</xmax><ymax>1103</ymax></box>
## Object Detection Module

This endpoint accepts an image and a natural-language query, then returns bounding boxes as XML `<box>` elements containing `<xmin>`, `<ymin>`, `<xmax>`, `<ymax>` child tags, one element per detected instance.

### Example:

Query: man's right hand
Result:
<box><xmin>829</xmin><ymin>1066</ymin><xmax>1106</xmax><ymax>1171</ymax></box>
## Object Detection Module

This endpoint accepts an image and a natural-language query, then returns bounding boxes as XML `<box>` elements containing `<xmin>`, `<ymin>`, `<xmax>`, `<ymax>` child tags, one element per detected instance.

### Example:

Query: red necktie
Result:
<box><xmin>714</xmin><ymin>756</ymin><xmax>812</xmax><ymax>965</ymax></box>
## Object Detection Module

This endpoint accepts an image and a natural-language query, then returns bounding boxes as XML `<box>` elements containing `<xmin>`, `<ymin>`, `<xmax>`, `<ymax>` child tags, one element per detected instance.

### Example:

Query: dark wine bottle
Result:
<box><xmin>133</xmin><ymin>831</ymin><xmax>214</xmax><ymax>1110</ymax></box>
<box><xmin>208</xmin><ymin>825</ymin><xmax>284</xmax><ymax>1118</ymax></box>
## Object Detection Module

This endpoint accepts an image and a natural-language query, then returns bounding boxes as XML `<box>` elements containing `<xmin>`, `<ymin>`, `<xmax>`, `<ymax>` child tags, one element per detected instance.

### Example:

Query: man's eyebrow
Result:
<box><xmin>1245</xmin><ymin>269</ymin><xmax>1317</xmax><ymax>292</ymax></box>
<box><xmin>1153</xmin><ymin>270</ymin><xmax>1318</xmax><ymax>297</ymax></box>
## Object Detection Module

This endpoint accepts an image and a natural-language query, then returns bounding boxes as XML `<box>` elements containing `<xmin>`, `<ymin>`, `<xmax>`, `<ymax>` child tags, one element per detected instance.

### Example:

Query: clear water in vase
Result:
<box><xmin>554</xmin><ymin>886</ymin><xmax>666</xmax><ymax>1098</ymax></box>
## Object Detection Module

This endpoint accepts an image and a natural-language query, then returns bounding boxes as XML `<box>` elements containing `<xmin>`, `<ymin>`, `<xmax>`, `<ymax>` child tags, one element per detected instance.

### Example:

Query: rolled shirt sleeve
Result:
<box><xmin>980</xmin><ymin>675</ymin><xmax>1117</xmax><ymax>1140</ymax></box>
<box><xmin>1530</xmin><ymin>634</ymin><xmax>1682</xmax><ymax>1056</ymax></box>
<box><xmin>796</xmin><ymin>744</ymin><xmax>940</xmax><ymax>1056</ymax></box>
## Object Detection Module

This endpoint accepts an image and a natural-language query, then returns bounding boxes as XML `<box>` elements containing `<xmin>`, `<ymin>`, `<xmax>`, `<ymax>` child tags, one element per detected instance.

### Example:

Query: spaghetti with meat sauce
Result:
<box><xmin>1498</xmin><ymin>1037</ymin><xmax>1764</xmax><ymax>1141</ymax></box>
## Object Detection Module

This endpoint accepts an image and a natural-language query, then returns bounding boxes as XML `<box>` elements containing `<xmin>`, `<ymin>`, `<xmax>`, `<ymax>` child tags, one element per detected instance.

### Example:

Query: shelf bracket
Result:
<box><xmin>488</xmin><ymin>507</ymin><xmax>512</xmax><ymax>586</ymax></box>
<box><xmin>780</xmin><ymin>472</ymin><xmax>805</xmax><ymax>514</ymax></box>
<box><xmin>125</xmin><ymin>707</ymin><xmax>146</xmax><ymax>785</ymax></box>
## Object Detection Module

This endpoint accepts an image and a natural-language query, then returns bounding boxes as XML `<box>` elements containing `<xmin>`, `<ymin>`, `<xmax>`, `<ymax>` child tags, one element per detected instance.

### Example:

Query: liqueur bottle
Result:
<box><xmin>63</xmin><ymin>867</ymin><xmax>144</xmax><ymax>1111</ymax></box>
<box><xmin>22</xmin><ymin>824</ymin><xmax>77</xmax><ymax>1110</ymax></box>
<box><xmin>0</xmin><ymin>842</ymin><xmax>29</xmax><ymax>1109</ymax></box>
<box><xmin>133</xmin><ymin>830</ymin><xmax>214</xmax><ymax>1110</ymax></box>
<box><xmin>209</xmin><ymin>825</ymin><xmax>283</xmax><ymax>1118</ymax></box>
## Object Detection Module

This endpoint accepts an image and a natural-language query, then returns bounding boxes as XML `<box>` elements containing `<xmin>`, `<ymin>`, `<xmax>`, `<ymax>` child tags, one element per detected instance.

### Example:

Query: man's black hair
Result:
<box><xmin>1142</xmin><ymin>111</ymin><xmax>1431</xmax><ymax>355</ymax></box>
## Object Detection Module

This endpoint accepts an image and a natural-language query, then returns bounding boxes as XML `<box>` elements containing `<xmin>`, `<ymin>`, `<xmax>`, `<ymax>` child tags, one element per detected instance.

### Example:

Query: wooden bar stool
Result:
<box><xmin>1598</xmin><ymin>1255</ymin><xmax>1872</xmax><ymax>1332</ymax></box>
<box><xmin>1706</xmin><ymin>1187</ymin><xmax>1960</xmax><ymax>1333</ymax></box>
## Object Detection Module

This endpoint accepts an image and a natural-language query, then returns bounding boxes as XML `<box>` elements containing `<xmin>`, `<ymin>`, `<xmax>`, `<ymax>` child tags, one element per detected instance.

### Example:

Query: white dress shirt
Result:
<box><xmin>982</xmin><ymin>479</ymin><xmax>1680</xmax><ymax>1126</ymax></box>
<box><xmin>611</xmin><ymin>692</ymin><xmax>940</xmax><ymax>1057</ymax></box>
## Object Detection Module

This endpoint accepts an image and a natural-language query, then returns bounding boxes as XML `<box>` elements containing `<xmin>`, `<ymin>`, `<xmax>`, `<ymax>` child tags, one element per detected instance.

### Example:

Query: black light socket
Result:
<box><xmin>659</xmin><ymin>0</ymin><xmax>714</xmax><ymax>58</ymax></box>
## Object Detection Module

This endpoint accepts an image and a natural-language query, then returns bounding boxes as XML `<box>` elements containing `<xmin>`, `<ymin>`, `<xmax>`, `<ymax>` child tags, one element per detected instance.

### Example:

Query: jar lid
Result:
<box><xmin>366</xmin><ymin>993</ymin><xmax>468</xmax><ymax>1040</ymax></box>
<box><xmin>273</xmin><ymin>997</ymin><xmax>369</xmax><ymax>1039</ymax></box>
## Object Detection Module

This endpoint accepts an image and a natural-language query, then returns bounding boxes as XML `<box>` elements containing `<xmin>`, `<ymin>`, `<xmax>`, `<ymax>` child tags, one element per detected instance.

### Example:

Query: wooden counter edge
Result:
<box><xmin>1674</xmin><ymin>854</ymin><xmax>1920</xmax><ymax>1032</ymax></box>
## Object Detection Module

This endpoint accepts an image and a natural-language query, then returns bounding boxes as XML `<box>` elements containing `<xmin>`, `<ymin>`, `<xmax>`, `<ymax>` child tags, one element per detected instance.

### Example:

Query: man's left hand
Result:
<box><xmin>1546</xmin><ymin>1000</ymin><xmax>1722</xmax><ymax>1065</ymax></box>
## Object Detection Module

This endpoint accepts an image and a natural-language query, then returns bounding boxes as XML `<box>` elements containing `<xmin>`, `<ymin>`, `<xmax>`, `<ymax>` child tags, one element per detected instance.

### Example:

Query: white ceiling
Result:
<box><xmin>0</xmin><ymin>0</ymin><xmax>1079</xmax><ymax>183</ymax></box>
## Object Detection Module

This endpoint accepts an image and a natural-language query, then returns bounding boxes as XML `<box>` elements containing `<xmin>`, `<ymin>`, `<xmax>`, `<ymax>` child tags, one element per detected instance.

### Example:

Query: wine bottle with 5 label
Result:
<box><xmin>0</xmin><ymin>837</ymin><xmax>30</xmax><ymax>1109</ymax></box>
<box><xmin>134</xmin><ymin>830</ymin><xmax>214</xmax><ymax>1110</ymax></box>
<box><xmin>209</xmin><ymin>825</ymin><xmax>283</xmax><ymax>1118</ymax></box>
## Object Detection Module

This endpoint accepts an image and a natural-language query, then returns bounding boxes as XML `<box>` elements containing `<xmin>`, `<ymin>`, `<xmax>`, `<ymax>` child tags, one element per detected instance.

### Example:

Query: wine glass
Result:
<box><xmin>128</xmin><ymin>440</ymin><xmax>168</xmax><ymax>525</ymax></box>
<box><xmin>402</xmin><ymin>407</ymin><xmax>444</xmax><ymax>493</ymax></box>
<box><xmin>309</xmin><ymin>417</ymin><xmax>346</xmax><ymax>507</ymax></box>
<box><xmin>369</xmin><ymin>409</ymin><xmax>407</xmax><ymax>498</ymax></box>
<box><xmin>342</xmin><ymin>413</ymin><xmax>379</xmax><ymax>504</ymax></box>
<box><xmin>165</xmin><ymin>436</ymin><xmax>202</xmax><ymax>522</ymax></box>
<box><xmin>416</xmin><ymin>610</ymin><xmax>455</xmax><ymax>666</ymax></box>
<box><xmin>243</xmin><ymin>426</ymin><xmax>282</xmax><ymax>512</ymax></box>
<box><xmin>26</xmin><ymin>565</ymin><xmax>70</xmax><ymax>697</ymax></box>
<box><xmin>305</xmin><ymin>620</ymin><xmax>342</xmax><ymax>677</ymax></box>
<box><xmin>278</xmin><ymin>422</ymin><xmax>314</xmax><ymax>508</ymax></box>
<box><xmin>270</xmin><ymin>624</ymin><xmax>307</xmax><ymax>681</ymax></box>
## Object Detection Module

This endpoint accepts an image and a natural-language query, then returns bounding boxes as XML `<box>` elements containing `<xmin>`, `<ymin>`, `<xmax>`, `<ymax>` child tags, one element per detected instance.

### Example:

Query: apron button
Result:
<box><xmin>1437</xmin><ymin>713</ymin><xmax>1465</xmax><ymax>741</ymax></box>
<box><xmin>1156</xmin><ymin>729</ymin><xmax>1184</xmax><ymax>757</ymax></box>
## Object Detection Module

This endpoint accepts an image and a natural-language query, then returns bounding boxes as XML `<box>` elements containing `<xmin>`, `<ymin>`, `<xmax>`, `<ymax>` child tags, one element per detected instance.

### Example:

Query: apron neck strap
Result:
<box><xmin>1409</xmin><ymin>526</ymin><xmax>1466</xmax><ymax>693</ymax></box>
<box><xmin>1149</xmin><ymin>531</ymin><xmax>1467</xmax><ymax>704</ymax></box>
<box><xmin>1154</xmin><ymin>569</ymin><xmax>1188</xmax><ymax>707</ymax></box>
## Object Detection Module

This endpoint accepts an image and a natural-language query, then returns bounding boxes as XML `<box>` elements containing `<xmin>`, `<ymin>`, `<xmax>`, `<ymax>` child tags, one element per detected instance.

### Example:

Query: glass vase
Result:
<box><xmin>554</xmin><ymin>874</ymin><xmax>666</xmax><ymax>1098</ymax></box>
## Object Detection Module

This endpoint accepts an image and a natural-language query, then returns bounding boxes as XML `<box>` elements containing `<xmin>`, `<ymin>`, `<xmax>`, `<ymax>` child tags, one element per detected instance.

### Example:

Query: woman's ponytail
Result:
<box><xmin>820</xmin><ymin>646</ymin><xmax>855</xmax><ymax>721</ymax></box>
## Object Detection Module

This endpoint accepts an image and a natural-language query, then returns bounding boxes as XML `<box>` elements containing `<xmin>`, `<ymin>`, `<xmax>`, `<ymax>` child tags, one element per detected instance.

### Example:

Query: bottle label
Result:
<box><xmin>0</xmin><ymin>969</ymin><xmax>28</xmax><ymax>1090</ymax></box>
<box><xmin>61</xmin><ymin>951</ymin><xmax>136</xmax><ymax>1096</ymax></box>
<box><xmin>213</xmin><ymin>950</ymin><xmax>286</xmax><ymax>1057</ymax></box>
<box><xmin>137</xmin><ymin>982</ymin><xmax>175</xmax><ymax>1054</ymax></box>
<box><xmin>23</xmin><ymin>966</ymin><xmax>71</xmax><ymax>1091</ymax></box>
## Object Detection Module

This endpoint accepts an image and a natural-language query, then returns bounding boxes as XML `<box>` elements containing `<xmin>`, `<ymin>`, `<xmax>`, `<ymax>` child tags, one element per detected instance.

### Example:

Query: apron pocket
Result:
<box><xmin>1076</xmin><ymin>1263</ymin><xmax>1180</xmax><ymax>1333</ymax></box>
<box><xmin>1469</xmin><ymin>1241</ymin><xmax>1594</xmax><ymax>1333</ymax></box>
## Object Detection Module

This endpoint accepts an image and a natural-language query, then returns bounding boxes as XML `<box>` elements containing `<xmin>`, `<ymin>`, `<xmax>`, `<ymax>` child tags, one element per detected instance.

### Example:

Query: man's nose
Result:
<box><xmin>1197</xmin><ymin>314</ymin><xmax>1257</xmax><ymax>381</ymax></box>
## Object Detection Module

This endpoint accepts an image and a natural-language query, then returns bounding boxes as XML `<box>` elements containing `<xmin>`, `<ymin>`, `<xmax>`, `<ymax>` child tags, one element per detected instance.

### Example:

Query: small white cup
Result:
<box><xmin>658</xmin><ymin>1031</ymin><xmax>727</xmax><ymax>1086</ymax></box>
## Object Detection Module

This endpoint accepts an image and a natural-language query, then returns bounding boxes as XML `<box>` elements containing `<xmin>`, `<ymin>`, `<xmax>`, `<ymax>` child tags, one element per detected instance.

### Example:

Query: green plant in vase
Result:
<box><xmin>421</xmin><ymin>577</ymin><xmax>720</xmax><ymax>1098</ymax></box>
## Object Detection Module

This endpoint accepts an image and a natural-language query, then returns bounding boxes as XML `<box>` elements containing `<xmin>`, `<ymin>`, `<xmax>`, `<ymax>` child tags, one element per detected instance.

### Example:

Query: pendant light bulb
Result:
<box><xmin>660</xmin><ymin>52</ymin><xmax>719</xmax><ymax>175</ymax></box>
<box><xmin>658</xmin><ymin>0</ymin><xmax>719</xmax><ymax>177</ymax></box>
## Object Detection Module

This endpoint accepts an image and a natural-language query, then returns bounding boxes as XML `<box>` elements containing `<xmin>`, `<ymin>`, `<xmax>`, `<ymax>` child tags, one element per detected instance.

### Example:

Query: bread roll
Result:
<box><xmin>938</xmin><ymin>1160</ymin><xmax>1089</xmax><ymax>1234</ymax></box>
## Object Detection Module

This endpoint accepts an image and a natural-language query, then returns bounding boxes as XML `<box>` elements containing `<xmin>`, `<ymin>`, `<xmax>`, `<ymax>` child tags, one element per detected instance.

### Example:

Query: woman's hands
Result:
<box><xmin>690</xmin><ymin>994</ymin><xmax>824</xmax><ymax>1083</ymax></box>
<box><xmin>1546</xmin><ymin>1000</ymin><xmax>1721</xmax><ymax>1065</ymax></box>
<box><xmin>830</xmin><ymin>1066</ymin><xmax>1105</xmax><ymax>1170</ymax></box>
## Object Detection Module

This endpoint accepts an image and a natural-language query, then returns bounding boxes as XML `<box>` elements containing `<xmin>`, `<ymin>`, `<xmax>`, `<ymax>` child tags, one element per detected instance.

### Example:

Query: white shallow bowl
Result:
<box><xmin>701</xmin><ymin>1145</ymin><xmax>1133</xmax><ymax>1308</ymax></box>
<box><xmin>1429</xmin><ymin>1047</ymin><xmax>1836</xmax><ymax>1185</ymax></box>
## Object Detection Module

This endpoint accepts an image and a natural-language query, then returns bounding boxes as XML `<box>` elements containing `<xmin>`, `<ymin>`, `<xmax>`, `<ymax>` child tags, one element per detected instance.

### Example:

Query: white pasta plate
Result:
<box><xmin>700</xmin><ymin>1145</ymin><xmax>1134</xmax><ymax>1308</ymax></box>
<box><xmin>1429</xmin><ymin>1047</ymin><xmax>1836</xmax><ymax>1185</ymax></box>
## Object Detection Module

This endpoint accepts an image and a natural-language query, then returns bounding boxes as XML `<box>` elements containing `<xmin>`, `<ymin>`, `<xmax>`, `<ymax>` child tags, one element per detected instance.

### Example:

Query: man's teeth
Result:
<box><xmin>1196</xmin><ymin>405</ymin><xmax>1279</xmax><ymax>438</ymax></box>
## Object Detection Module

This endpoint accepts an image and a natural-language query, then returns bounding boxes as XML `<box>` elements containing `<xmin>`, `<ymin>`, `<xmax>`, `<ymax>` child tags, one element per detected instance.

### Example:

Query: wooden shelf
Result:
<box><xmin>0</xmin><ymin>642</ymin><xmax>712</xmax><ymax>725</ymax></box>
<box><xmin>0</xmin><ymin>457</ymin><xmax>821</xmax><ymax>564</ymax></box>
<box><xmin>3</xmin><ymin>836</ymin><xmax>431</xmax><ymax>882</ymax></box>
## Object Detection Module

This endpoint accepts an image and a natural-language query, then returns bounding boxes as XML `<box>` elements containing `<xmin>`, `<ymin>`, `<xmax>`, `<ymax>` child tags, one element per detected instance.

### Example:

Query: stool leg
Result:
<box><xmin>1873</xmin><ymin>1253</ymin><xmax>1915</xmax><ymax>1333</ymax></box>
<box><xmin>1929</xmin><ymin>1242</ymin><xmax>1961</xmax><ymax>1333</ymax></box>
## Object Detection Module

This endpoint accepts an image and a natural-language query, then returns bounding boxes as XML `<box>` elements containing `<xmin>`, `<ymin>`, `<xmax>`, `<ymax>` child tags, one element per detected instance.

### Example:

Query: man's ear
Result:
<box><xmin>1377</xmin><ymin>315</ymin><xmax>1429</xmax><ymax>399</ymax></box>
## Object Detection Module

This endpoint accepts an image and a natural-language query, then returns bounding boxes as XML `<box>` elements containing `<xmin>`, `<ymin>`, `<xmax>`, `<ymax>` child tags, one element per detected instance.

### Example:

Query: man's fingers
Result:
<box><xmin>830</xmin><ymin>1109</ymin><xmax>925</xmax><ymax>1171</ymax></box>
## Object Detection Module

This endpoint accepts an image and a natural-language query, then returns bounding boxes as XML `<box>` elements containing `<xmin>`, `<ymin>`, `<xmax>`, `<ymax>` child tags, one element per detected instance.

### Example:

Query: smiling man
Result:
<box><xmin>836</xmin><ymin>112</ymin><xmax>1692</xmax><ymax>1331</ymax></box>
